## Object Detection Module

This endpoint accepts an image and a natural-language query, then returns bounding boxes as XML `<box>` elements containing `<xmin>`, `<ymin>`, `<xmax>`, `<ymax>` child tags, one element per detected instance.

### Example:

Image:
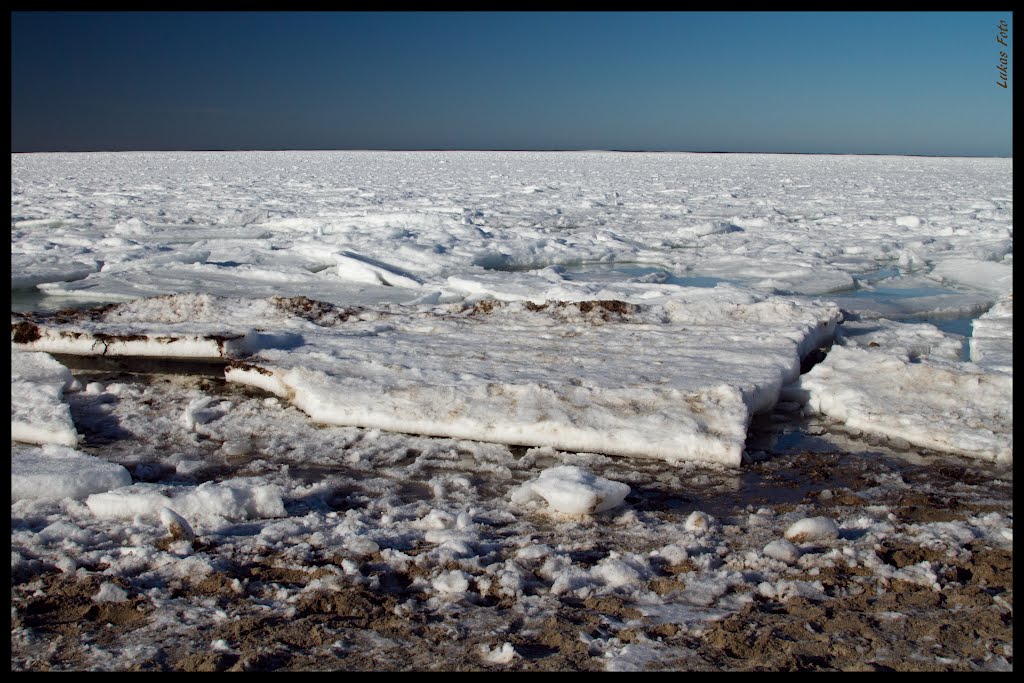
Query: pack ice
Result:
<box><xmin>10</xmin><ymin>151</ymin><xmax>1013</xmax><ymax>466</ymax></box>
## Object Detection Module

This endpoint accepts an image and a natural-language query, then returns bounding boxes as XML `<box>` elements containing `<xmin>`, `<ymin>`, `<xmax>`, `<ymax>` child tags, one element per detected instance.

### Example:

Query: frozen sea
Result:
<box><xmin>10</xmin><ymin>151</ymin><xmax>1013</xmax><ymax>671</ymax></box>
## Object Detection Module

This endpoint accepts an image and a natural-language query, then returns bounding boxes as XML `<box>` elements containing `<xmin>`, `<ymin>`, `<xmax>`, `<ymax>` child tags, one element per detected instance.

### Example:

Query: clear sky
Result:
<box><xmin>11</xmin><ymin>11</ymin><xmax>1014</xmax><ymax>156</ymax></box>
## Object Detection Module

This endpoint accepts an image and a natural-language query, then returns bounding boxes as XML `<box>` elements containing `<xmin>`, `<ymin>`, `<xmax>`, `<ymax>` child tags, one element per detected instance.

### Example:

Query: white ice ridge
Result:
<box><xmin>10</xmin><ymin>350</ymin><xmax>81</xmax><ymax>447</ymax></box>
<box><xmin>11</xmin><ymin>292</ymin><xmax>841</xmax><ymax>466</ymax></box>
<box><xmin>798</xmin><ymin>345</ymin><xmax>1012</xmax><ymax>463</ymax></box>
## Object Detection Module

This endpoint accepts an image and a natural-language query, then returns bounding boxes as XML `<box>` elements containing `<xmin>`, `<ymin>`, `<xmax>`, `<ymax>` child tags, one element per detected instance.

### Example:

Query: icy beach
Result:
<box><xmin>10</xmin><ymin>151</ymin><xmax>1013</xmax><ymax>671</ymax></box>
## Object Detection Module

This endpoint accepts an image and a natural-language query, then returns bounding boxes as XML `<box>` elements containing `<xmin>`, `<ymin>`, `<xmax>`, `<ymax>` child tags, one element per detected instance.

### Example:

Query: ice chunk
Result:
<box><xmin>93</xmin><ymin>583</ymin><xmax>129</xmax><ymax>603</ymax></box>
<box><xmin>763</xmin><ymin>539</ymin><xmax>802</xmax><ymax>564</ymax></box>
<box><xmin>432</xmin><ymin>570</ymin><xmax>471</xmax><ymax>594</ymax></box>
<box><xmin>159</xmin><ymin>507</ymin><xmax>195</xmax><ymax>542</ymax></box>
<box><xmin>86</xmin><ymin>478</ymin><xmax>286</xmax><ymax>531</ymax></box>
<box><xmin>511</xmin><ymin>465</ymin><xmax>630</xmax><ymax>515</ymax></box>
<box><xmin>784</xmin><ymin>517</ymin><xmax>839</xmax><ymax>543</ymax></box>
<box><xmin>684</xmin><ymin>511</ymin><xmax>713</xmax><ymax>534</ymax></box>
<box><xmin>181</xmin><ymin>396</ymin><xmax>229</xmax><ymax>431</ymax></box>
<box><xmin>479</xmin><ymin>643</ymin><xmax>518</xmax><ymax>664</ymax></box>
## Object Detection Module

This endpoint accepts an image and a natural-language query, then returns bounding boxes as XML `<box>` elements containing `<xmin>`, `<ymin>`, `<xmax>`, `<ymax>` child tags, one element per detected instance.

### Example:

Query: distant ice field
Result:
<box><xmin>11</xmin><ymin>151</ymin><xmax>1013</xmax><ymax>464</ymax></box>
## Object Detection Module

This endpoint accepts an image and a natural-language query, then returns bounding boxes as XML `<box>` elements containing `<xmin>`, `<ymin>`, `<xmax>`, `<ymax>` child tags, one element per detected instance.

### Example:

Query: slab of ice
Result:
<box><xmin>10</xmin><ymin>253</ymin><xmax>100</xmax><ymax>290</ymax></box>
<box><xmin>12</xmin><ymin>292</ymin><xmax>840</xmax><ymax>465</ymax></box>
<box><xmin>334</xmin><ymin>250</ymin><xmax>425</xmax><ymax>289</ymax></box>
<box><xmin>11</xmin><ymin>444</ymin><xmax>131</xmax><ymax>502</ymax></box>
<box><xmin>799</xmin><ymin>346</ymin><xmax>1012</xmax><ymax>463</ymax></box>
<box><xmin>10</xmin><ymin>350</ymin><xmax>80</xmax><ymax>447</ymax></box>
<box><xmin>224</xmin><ymin>297</ymin><xmax>839</xmax><ymax>465</ymax></box>
<box><xmin>11</xmin><ymin>294</ymin><xmax>303</xmax><ymax>359</ymax></box>
<box><xmin>835</xmin><ymin>319</ymin><xmax>965</xmax><ymax>362</ymax></box>
<box><xmin>36</xmin><ymin>259</ymin><xmax>419</xmax><ymax>308</ymax></box>
<box><xmin>971</xmin><ymin>291</ymin><xmax>1013</xmax><ymax>375</ymax></box>
<box><xmin>86</xmin><ymin>478</ymin><xmax>286</xmax><ymax>531</ymax></box>
<box><xmin>929</xmin><ymin>257</ymin><xmax>1013</xmax><ymax>296</ymax></box>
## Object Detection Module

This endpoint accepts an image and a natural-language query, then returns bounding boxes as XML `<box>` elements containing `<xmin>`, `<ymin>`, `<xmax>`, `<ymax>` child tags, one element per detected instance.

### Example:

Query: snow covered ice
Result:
<box><xmin>9</xmin><ymin>151</ymin><xmax>1013</xmax><ymax>671</ymax></box>
<box><xmin>511</xmin><ymin>464</ymin><xmax>631</xmax><ymax>515</ymax></box>
<box><xmin>12</xmin><ymin>443</ymin><xmax>131</xmax><ymax>502</ymax></box>
<box><xmin>11</xmin><ymin>350</ymin><xmax>81</xmax><ymax>447</ymax></box>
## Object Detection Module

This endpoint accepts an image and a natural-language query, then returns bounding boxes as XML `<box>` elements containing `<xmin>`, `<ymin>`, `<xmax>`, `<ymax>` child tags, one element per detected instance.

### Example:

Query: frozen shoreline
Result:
<box><xmin>11</xmin><ymin>151</ymin><xmax>1012</xmax><ymax>670</ymax></box>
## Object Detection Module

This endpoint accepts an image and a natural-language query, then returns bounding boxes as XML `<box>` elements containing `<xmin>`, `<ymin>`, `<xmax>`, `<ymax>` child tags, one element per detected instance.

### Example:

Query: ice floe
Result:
<box><xmin>797</xmin><ymin>345</ymin><xmax>1012</xmax><ymax>462</ymax></box>
<box><xmin>11</xmin><ymin>444</ymin><xmax>131</xmax><ymax>502</ymax></box>
<box><xmin>11</xmin><ymin>350</ymin><xmax>80</xmax><ymax>447</ymax></box>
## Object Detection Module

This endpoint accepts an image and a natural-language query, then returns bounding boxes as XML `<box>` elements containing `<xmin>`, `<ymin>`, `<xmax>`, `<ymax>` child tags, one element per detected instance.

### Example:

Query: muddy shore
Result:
<box><xmin>11</xmin><ymin>370</ymin><xmax>1014</xmax><ymax>672</ymax></box>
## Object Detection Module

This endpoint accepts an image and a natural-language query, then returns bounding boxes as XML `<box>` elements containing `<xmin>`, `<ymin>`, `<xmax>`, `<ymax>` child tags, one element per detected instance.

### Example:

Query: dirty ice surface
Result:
<box><xmin>10</xmin><ymin>151</ymin><xmax>1013</xmax><ymax>670</ymax></box>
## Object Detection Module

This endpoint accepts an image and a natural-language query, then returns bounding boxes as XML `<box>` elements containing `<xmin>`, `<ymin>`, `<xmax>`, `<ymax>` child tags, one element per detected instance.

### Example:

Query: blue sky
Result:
<box><xmin>11</xmin><ymin>11</ymin><xmax>1013</xmax><ymax>155</ymax></box>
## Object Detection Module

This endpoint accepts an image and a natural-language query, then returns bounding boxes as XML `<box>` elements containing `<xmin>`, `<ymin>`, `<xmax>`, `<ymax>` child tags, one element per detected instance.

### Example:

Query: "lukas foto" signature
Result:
<box><xmin>996</xmin><ymin>19</ymin><xmax>1009</xmax><ymax>89</ymax></box>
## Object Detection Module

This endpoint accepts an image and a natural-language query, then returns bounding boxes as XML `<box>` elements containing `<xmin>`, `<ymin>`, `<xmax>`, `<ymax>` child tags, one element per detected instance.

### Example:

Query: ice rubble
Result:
<box><xmin>11</xmin><ymin>151</ymin><xmax>1013</xmax><ymax>468</ymax></box>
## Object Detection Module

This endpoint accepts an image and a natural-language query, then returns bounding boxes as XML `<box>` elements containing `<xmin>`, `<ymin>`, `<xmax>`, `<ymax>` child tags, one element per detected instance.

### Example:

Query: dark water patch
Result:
<box><xmin>54</xmin><ymin>354</ymin><xmax>230</xmax><ymax>377</ymax></box>
<box><xmin>562</xmin><ymin>262</ymin><xmax>729</xmax><ymax>288</ymax></box>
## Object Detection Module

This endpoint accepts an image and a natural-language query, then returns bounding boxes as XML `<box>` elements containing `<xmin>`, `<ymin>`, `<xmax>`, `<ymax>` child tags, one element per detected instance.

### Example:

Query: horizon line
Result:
<box><xmin>10</xmin><ymin>147</ymin><xmax>1012</xmax><ymax>159</ymax></box>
